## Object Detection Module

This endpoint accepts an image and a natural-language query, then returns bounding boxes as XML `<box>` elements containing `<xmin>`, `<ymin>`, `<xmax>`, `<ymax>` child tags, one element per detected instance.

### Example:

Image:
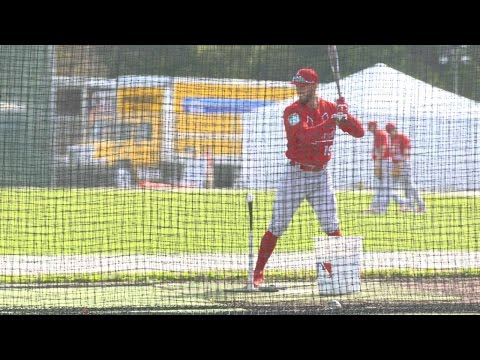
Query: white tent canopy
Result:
<box><xmin>236</xmin><ymin>63</ymin><xmax>480</xmax><ymax>191</ymax></box>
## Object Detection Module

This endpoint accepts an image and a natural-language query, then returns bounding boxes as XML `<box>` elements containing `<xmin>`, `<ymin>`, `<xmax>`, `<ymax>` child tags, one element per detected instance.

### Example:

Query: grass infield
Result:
<box><xmin>0</xmin><ymin>188</ymin><xmax>477</xmax><ymax>255</ymax></box>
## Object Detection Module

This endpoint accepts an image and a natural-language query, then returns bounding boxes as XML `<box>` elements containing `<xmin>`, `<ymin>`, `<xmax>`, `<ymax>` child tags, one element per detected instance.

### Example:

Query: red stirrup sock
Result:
<box><xmin>327</xmin><ymin>229</ymin><xmax>342</xmax><ymax>236</ymax></box>
<box><xmin>253</xmin><ymin>231</ymin><xmax>278</xmax><ymax>287</ymax></box>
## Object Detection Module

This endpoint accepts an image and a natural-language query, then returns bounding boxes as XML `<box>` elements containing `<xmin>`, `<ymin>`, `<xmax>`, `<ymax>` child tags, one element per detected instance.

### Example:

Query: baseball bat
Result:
<box><xmin>246</xmin><ymin>193</ymin><xmax>255</xmax><ymax>290</ymax></box>
<box><xmin>327</xmin><ymin>45</ymin><xmax>342</xmax><ymax>98</ymax></box>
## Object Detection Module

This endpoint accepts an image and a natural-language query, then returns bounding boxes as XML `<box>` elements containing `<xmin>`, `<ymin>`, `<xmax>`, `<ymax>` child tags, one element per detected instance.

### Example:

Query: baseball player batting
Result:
<box><xmin>253</xmin><ymin>68</ymin><xmax>365</xmax><ymax>288</ymax></box>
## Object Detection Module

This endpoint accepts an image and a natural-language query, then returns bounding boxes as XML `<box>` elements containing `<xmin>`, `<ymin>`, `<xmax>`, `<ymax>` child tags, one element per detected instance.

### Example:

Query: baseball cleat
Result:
<box><xmin>363</xmin><ymin>209</ymin><xmax>383</xmax><ymax>215</ymax></box>
<box><xmin>399</xmin><ymin>205</ymin><xmax>420</xmax><ymax>212</ymax></box>
<box><xmin>253</xmin><ymin>270</ymin><xmax>264</xmax><ymax>288</ymax></box>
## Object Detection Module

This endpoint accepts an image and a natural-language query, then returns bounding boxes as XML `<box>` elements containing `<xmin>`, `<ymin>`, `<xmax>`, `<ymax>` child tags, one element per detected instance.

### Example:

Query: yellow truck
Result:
<box><xmin>58</xmin><ymin>75</ymin><xmax>295</xmax><ymax>187</ymax></box>
<box><xmin>87</xmin><ymin>76</ymin><xmax>169</xmax><ymax>169</ymax></box>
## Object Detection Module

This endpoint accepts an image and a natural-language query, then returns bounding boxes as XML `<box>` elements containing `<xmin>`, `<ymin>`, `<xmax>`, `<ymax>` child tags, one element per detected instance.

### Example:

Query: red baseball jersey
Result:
<box><xmin>390</xmin><ymin>133</ymin><xmax>410</xmax><ymax>163</ymax></box>
<box><xmin>283</xmin><ymin>98</ymin><xmax>364</xmax><ymax>167</ymax></box>
<box><xmin>372</xmin><ymin>129</ymin><xmax>390</xmax><ymax>160</ymax></box>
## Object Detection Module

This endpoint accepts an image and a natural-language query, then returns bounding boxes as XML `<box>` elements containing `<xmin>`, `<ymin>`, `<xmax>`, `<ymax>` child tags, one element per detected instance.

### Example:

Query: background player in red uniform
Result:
<box><xmin>386</xmin><ymin>122</ymin><xmax>426</xmax><ymax>213</ymax></box>
<box><xmin>252</xmin><ymin>68</ymin><xmax>365</xmax><ymax>288</ymax></box>
<box><xmin>365</xmin><ymin>121</ymin><xmax>401</xmax><ymax>214</ymax></box>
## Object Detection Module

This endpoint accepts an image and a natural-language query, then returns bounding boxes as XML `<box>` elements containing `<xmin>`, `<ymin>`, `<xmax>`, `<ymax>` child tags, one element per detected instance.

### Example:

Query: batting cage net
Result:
<box><xmin>0</xmin><ymin>45</ymin><xmax>479</xmax><ymax>314</ymax></box>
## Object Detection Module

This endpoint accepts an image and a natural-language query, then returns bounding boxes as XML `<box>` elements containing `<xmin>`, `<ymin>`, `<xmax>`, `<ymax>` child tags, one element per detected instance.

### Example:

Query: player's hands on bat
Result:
<box><xmin>332</xmin><ymin>97</ymin><xmax>348</xmax><ymax>123</ymax></box>
<box><xmin>336</xmin><ymin>97</ymin><xmax>348</xmax><ymax>116</ymax></box>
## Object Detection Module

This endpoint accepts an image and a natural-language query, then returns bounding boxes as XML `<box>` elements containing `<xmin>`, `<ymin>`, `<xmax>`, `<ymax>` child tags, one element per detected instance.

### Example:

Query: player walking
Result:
<box><xmin>252</xmin><ymin>68</ymin><xmax>365</xmax><ymax>288</ymax></box>
<box><xmin>386</xmin><ymin>122</ymin><xmax>426</xmax><ymax>213</ymax></box>
<box><xmin>365</xmin><ymin>121</ymin><xmax>401</xmax><ymax>214</ymax></box>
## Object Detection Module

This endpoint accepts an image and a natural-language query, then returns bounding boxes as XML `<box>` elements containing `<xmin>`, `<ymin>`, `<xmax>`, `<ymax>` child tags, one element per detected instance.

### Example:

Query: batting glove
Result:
<box><xmin>332</xmin><ymin>97</ymin><xmax>348</xmax><ymax>121</ymax></box>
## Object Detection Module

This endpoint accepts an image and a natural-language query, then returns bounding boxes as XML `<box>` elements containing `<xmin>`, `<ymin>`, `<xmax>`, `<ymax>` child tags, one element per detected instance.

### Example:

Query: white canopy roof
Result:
<box><xmin>237</xmin><ymin>63</ymin><xmax>480</xmax><ymax>191</ymax></box>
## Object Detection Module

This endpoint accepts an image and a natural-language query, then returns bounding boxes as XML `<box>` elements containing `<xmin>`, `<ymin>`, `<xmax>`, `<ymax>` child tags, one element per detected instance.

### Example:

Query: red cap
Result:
<box><xmin>368</xmin><ymin>121</ymin><xmax>378</xmax><ymax>128</ymax></box>
<box><xmin>291</xmin><ymin>68</ymin><xmax>319</xmax><ymax>85</ymax></box>
<box><xmin>385</xmin><ymin>122</ymin><xmax>396</xmax><ymax>132</ymax></box>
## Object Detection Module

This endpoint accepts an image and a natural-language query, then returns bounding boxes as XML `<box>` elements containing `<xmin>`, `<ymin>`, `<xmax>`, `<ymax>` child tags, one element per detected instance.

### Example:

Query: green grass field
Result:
<box><xmin>0</xmin><ymin>188</ymin><xmax>478</xmax><ymax>255</ymax></box>
<box><xmin>0</xmin><ymin>188</ymin><xmax>477</xmax><ymax>313</ymax></box>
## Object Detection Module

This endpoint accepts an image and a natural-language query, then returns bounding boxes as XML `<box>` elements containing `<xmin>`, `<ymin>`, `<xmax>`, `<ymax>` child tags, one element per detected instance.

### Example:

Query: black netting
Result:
<box><xmin>0</xmin><ymin>45</ymin><xmax>479</xmax><ymax>315</ymax></box>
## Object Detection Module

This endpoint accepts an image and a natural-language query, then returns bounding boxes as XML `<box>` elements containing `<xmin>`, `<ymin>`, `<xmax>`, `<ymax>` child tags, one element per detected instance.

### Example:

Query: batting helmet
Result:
<box><xmin>385</xmin><ymin>122</ymin><xmax>396</xmax><ymax>132</ymax></box>
<box><xmin>291</xmin><ymin>68</ymin><xmax>319</xmax><ymax>85</ymax></box>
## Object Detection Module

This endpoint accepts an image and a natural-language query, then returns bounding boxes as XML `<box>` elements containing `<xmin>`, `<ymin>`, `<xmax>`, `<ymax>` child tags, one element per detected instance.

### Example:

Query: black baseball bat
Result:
<box><xmin>327</xmin><ymin>45</ymin><xmax>342</xmax><ymax>98</ymax></box>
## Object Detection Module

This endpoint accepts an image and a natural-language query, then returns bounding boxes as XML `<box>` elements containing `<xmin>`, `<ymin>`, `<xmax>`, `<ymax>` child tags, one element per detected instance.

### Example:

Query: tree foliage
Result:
<box><xmin>56</xmin><ymin>45</ymin><xmax>480</xmax><ymax>101</ymax></box>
